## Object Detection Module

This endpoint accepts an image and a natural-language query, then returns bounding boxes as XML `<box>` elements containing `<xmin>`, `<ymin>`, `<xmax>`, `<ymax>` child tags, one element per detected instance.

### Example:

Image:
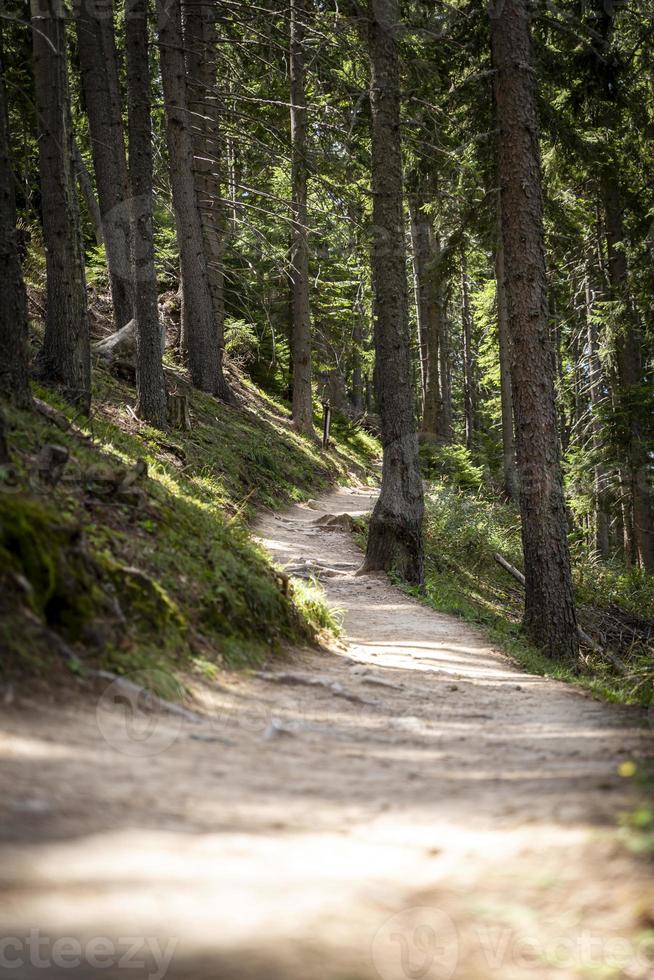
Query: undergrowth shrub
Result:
<box><xmin>419</xmin><ymin>443</ymin><xmax>485</xmax><ymax>492</ymax></box>
<box><xmin>225</xmin><ymin>318</ymin><xmax>259</xmax><ymax>368</ymax></box>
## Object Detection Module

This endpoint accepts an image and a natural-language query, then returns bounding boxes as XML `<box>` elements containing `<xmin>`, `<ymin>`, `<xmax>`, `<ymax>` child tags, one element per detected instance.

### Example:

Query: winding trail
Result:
<box><xmin>0</xmin><ymin>486</ymin><xmax>651</xmax><ymax>979</ymax></box>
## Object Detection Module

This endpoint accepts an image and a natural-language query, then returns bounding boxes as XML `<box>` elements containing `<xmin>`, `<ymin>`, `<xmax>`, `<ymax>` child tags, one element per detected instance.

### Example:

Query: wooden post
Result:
<box><xmin>321</xmin><ymin>400</ymin><xmax>331</xmax><ymax>450</ymax></box>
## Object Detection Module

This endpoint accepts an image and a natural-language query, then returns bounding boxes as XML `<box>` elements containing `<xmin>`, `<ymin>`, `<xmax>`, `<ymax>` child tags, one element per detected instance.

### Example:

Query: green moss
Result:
<box><xmin>0</xmin><ymin>495</ymin><xmax>107</xmax><ymax>640</ymax></box>
<box><xmin>110</xmin><ymin>563</ymin><xmax>185</xmax><ymax>632</ymax></box>
<box><xmin>0</xmin><ymin>495</ymin><xmax>59</xmax><ymax>612</ymax></box>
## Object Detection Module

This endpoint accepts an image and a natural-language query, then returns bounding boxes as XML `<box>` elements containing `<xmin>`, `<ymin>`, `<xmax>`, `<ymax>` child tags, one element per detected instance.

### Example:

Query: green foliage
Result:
<box><xmin>22</xmin><ymin>223</ymin><xmax>47</xmax><ymax>291</ymax></box>
<box><xmin>619</xmin><ymin>763</ymin><xmax>654</xmax><ymax>857</ymax></box>
<box><xmin>153</xmin><ymin>216</ymin><xmax>180</xmax><ymax>288</ymax></box>
<box><xmin>419</xmin><ymin>443</ymin><xmax>485</xmax><ymax>492</ymax></box>
<box><xmin>224</xmin><ymin>318</ymin><xmax>260</xmax><ymax>367</ymax></box>
<box><xmin>620</xmin><ymin>803</ymin><xmax>654</xmax><ymax>855</ymax></box>
<box><xmin>84</xmin><ymin>244</ymin><xmax>110</xmax><ymax>290</ymax></box>
<box><xmin>574</xmin><ymin>562</ymin><xmax>654</xmax><ymax>622</ymax></box>
<box><xmin>292</xmin><ymin>577</ymin><xmax>342</xmax><ymax>635</ymax></box>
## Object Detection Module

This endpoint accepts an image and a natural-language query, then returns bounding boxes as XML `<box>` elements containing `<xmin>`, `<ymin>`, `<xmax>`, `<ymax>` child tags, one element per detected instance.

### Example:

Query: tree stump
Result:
<box><xmin>168</xmin><ymin>393</ymin><xmax>191</xmax><ymax>431</ymax></box>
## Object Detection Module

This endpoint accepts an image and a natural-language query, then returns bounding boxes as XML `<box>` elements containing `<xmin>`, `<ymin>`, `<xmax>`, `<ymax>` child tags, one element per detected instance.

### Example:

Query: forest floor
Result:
<box><xmin>1</xmin><ymin>486</ymin><xmax>653</xmax><ymax>980</ymax></box>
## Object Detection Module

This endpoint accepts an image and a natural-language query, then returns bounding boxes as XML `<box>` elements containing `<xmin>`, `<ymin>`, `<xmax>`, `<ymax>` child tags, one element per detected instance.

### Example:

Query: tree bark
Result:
<box><xmin>490</xmin><ymin>0</ymin><xmax>578</xmax><ymax>661</ymax></box>
<box><xmin>460</xmin><ymin>247</ymin><xmax>476</xmax><ymax>450</ymax></box>
<box><xmin>289</xmin><ymin>0</ymin><xmax>315</xmax><ymax>436</ymax></box>
<box><xmin>72</xmin><ymin>141</ymin><xmax>103</xmax><ymax>246</ymax></box>
<box><xmin>360</xmin><ymin>0</ymin><xmax>424</xmax><ymax>585</ymax></box>
<box><xmin>408</xmin><ymin>189</ymin><xmax>430</xmax><ymax>413</ymax></box>
<box><xmin>183</xmin><ymin>0</ymin><xmax>232</xmax><ymax>402</ymax></box>
<box><xmin>601</xmin><ymin>174</ymin><xmax>654</xmax><ymax>571</ymax></box>
<box><xmin>495</xmin><ymin>198</ymin><xmax>518</xmax><ymax>502</ymax></box>
<box><xmin>437</xmin><ymin>297</ymin><xmax>453</xmax><ymax>441</ymax></box>
<box><xmin>74</xmin><ymin>0</ymin><xmax>133</xmax><ymax>330</ymax></box>
<box><xmin>156</xmin><ymin>0</ymin><xmax>225</xmax><ymax>397</ymax></box>
<box><xmin>0</xmin><ymin>27</ymin><xmax>31</xmax><ymax>408</ymax></box>
<box><xmin>32</xmin><ymin>0</ymin><xmax>91</xmax><ymax>412</ymax></box>
<box><xmin>351</xmin><ymin>282</ymin><xmax>365</xmax><ymax>415</ymax></box>
<box><xmin>584</xmin><ymin>275</ymin><xmax>610</xmax><ymax>557</ymax></box>
<box><xmin>408</xmin><ymin>189</ymin><xmax>449</xmax><ymax>443</ymax></box>
<box><xmin>420</xmin><ymin>234</ymin><xmax>448</xmax><ymax>442</ymax></box>
<box><xmin>125</xmin><ymin>0</ymin><xmax>167</xmax><ymax>427</ymax></box>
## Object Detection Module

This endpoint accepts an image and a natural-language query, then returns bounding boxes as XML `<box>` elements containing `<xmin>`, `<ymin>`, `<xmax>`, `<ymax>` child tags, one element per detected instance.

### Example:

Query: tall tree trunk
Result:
<box><xmin>126</xmin><ymin>0</ymin><xmax>167</xmax><ymax>428</ymax></box>
<box><xmin>585</xmin><ymin>275</ymin><xmax>610</xmax><ymax>557</ymax></box>
<box><xmin>408</xmin><ymin>190</ymin><xmax>430</xmax><ymax>412</ymax></box>
<box><xmin>408</xmin><ymin>187</ymin><xmax>455</xmax><ymax>445</ymax></box>
<box><xmin>289</xmin><ymin>0</ymin><xmax>315</xmax><ymax>436</ymax></box>
<box><xmin>618</xmin><ymin>465</ymin><xmax>636</xmax><ymax>566</ymax></box>
<box><xmin>460</xmin><ymin>247</ymin><xmax>475</xmax><ymax>450</ymax></box>
<box><xmin>157</xmin><ymin>0</ymin><xmax>225</xmax><ymax>397</ymax></box>
<box><xmin>183</xmin><ymin>0</ymin><xmax>232</xmax><ymax>402</ymax></box>
<box><xmin>32</xmin><ymin>0</ymin><xmax>90</xmax><ymax>412</ymax></box>
<box><xmin>601</xmin><ymin>174</ymin><xmax>654</xmax><ymax>571</ymax></box>
<box><xmin>495</xmin><ymin>203</ymin><xmax>518</xmax><ymax>502</ymax></box>
<box><xmin>360</xmin><ymin>0</ymin><xmax>424</xmax><ymax>585</ymax></box>
<box><xmin>438</xmin><ymin>298</ymin><xmax>453</xmax><ymax>441</ymax></box>
<box><xmin>490</xmin><ymin>0</ymin><xmax>578</xmax><ymax>661</ymax></box>
<box><xmin>0</xmin><ymin>28</ymin><xmax>31</xmax><ymax>407</ymax></box>
<box><xmin>422</xmin><ymin>279</ymin><xmax>444</xmax><ymax>440</ymax></box>
<box><xmin>72</xmin><ymin>141</ymin><xmax>103</xmax><ymax>247</ymax></box>
<box><xmin>74</xmin><ymin>0</ymin><xmax>133</xmax><ymax>330</ymax></box>
<box><xmin>550</xmin><ymin>291</ymin><xmax>569</xmax><ymax>451</ymax></box>
<box><xmin>351</xmin><ymin>283</ymin><xmax>364</xmax><ymax>415</ymax></box>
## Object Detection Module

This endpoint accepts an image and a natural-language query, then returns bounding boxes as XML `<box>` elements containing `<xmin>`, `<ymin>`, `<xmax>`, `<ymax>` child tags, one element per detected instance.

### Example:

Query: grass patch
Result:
<box><xmin>417</xmin><ymin>485</ymin><xmax>654</xmax><ymax>705</ymax></box>
<box><xmin>618</xmin><ymin>762</ymin><xmax>654</xmax><ymax>858</ymax></box>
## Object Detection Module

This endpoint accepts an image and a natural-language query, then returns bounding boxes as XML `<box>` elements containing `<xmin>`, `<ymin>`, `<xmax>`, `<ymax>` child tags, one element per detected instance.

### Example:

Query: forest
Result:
<box><xmin>0</xmin><ymin>1</ymin><xmax>653</xmax><ymax>978</ymax></box>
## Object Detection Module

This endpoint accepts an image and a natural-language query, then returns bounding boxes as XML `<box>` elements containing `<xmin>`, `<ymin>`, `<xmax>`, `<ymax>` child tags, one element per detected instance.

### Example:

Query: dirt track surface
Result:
<box><xmin>0</xmin><ymin>486</ymin><xmax>652</xmax><ymax>979</ymax></box>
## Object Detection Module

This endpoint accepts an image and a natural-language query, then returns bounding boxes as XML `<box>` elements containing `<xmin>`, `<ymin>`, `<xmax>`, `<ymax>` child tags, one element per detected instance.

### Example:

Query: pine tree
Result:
<box><xmin>32</xmin><ymin>0</ymin><xmax>90</xmax><ymax>411</ymax></box>
<box><xmin>126</xmin><ymin>0</ymin><xmax>167</xmax><ymax>427</ymax></box>
<box><xmin>157</xmin><ymin>0</ymin><xmax>227</xmax><ymax>397</ymax></box>
<box><xmin>490</xmin><ymin>0</ymin><xmax>578</xmax><ymax>660</ymax></box>
<box><xmin>0</xmin><ymin>26</ymin><xmax>31</xmax><ymax>408</ymax></box>
<box><xmin>74</xmin><ymin>0</ymin><xmax>133</xmax><ymax>330</ymax></box>
<box><xmin>289</xmin><ymin>0</ymin><xmax>315</xmax><ymax>437</ymax></box>
<box><xmin>360</xmin><ymin>0</ymin><xmax>424</xmax><ymax>585</ymax></box>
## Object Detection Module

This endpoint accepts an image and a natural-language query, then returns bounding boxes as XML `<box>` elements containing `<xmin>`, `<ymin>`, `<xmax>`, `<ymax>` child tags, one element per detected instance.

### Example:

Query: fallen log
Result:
<box><xmin>93</xmin><ymin>318</ymin><xmax>166</xmax><ymax>363</ymax></box>
<box><xmin>33</xmin><ymin>397</ymin><xmax>71</xmax><ymax>432</ymax></box>
<box><xmin>492</xmin><ymin>552</ymin><xmax>626</xmax><ymax>675</ymax></box>
<box><xmin>494</xmin><ymin>551</ymin><xmax>525</xmax><ymax>586</ymax></box>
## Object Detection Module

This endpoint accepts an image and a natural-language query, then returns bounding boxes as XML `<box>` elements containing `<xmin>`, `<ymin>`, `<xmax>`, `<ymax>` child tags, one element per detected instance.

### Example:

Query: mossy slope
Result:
<box><xmin>0</xmin><ymin>364</ymin><xmax>378</xmax><ymax>682</ymax></box>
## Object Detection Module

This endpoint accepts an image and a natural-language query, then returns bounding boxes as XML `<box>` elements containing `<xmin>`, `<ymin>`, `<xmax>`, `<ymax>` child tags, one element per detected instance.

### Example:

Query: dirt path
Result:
<box><xmin>0</xmin><ymin>486</ymin><xmax>652</xmax><ymax>980</ymax></box>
